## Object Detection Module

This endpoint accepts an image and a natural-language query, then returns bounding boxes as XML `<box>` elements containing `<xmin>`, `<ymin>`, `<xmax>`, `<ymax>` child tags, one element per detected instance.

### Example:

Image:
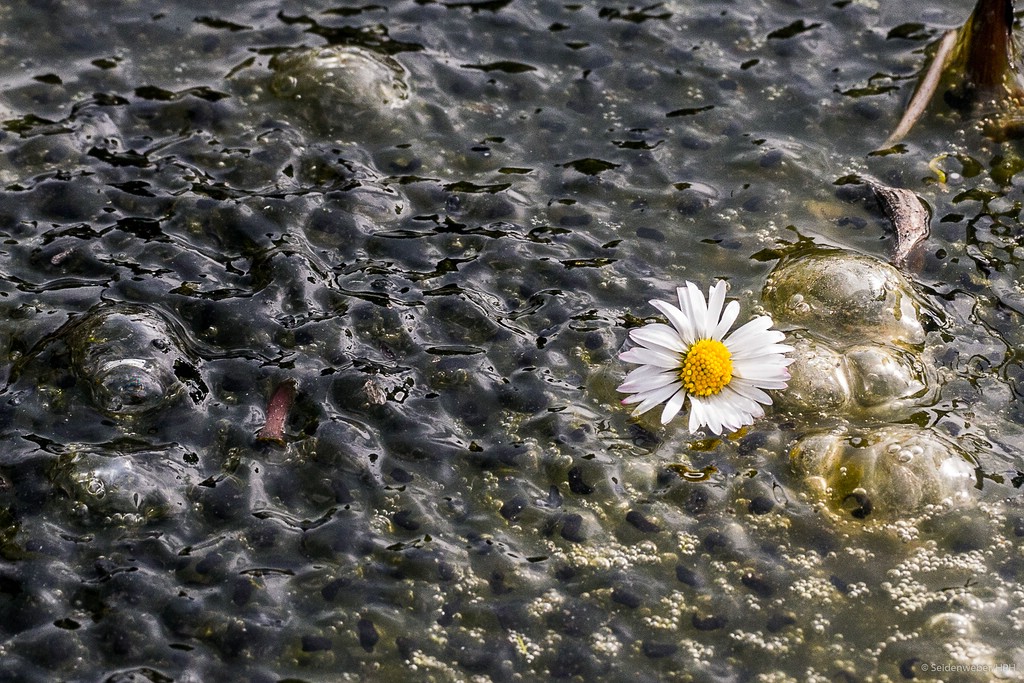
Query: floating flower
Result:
<box><xmin>618</xmin><ymin>281</ymin><xmax>793</xmax><ymax>435</ymax></box>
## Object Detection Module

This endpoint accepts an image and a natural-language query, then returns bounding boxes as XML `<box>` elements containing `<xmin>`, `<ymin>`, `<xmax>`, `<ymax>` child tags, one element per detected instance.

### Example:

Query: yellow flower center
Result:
<box><xmin>680</xmin><ymin>339</ymin><xmax>733</xmax><ymax>397</ymax></box>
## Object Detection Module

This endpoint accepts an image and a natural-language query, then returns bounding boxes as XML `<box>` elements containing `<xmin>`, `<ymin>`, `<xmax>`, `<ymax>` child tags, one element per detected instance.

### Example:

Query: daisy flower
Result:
<box><xmin>617</xmin><ymin>280</ymin><xmax>793</xmax><ymax>435</ymax></box>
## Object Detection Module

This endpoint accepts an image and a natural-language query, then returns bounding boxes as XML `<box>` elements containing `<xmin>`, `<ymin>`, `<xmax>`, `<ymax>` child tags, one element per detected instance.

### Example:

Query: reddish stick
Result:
<box><xmin>257</xmin><ymin>379</ymin><xmax>296</xmax><ymax>444</ymax></box>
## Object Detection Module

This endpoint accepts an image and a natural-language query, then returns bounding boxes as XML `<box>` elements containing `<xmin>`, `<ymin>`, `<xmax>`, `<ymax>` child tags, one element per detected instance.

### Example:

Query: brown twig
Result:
<box><xmin>256</xmin><ymin>378</ymin><xmax>297</xmax><ymax>444</ymax></box>
<box><xmin>883</xmin><ymin>30</ymin><xmax>957</xmax><ymax>148</ymax></box>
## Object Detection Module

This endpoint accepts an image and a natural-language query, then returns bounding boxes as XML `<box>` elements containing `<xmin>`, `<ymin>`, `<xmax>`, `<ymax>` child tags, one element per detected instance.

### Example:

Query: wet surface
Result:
<box><xmin>1</xmin><ymin>1</ymin><xmax>1024</xmax><ymax>681</ymax></box>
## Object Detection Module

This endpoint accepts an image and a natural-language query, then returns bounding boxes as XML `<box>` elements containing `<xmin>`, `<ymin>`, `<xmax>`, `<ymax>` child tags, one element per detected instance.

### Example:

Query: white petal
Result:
<box><xmin>620</xmin><ymin>346</ymin><xmax>680</xmax><ymax>369</ymax></box>
<box><xmin>703</xmin><ymin>281</ymin><xmax>728</xmax><ymax>338</ymax></box>
<box><xmin>618</xmin><ymin>368</ymin><xmax>678</xmax><ymax>393</ymax></box>
<box><xmin>630</xmin><ymin>379</ymin><xmax>682</xmax><ymax>406</ymax></box>
<box><xmin>620</xmin><ymin>362</ymin><xmax>672</xmax><ymax>384</ymax></box>
<box><xmin>732</xmin><ymin>354</ymin><xmax>791</xmax><ymax>373</ymax></box>
<box><xmin>650</xmin><ymin>299</ymin><xmax>695</xmax><ymax>344</ymax></box>
<box><xmin>629</xmin><ymin>381</ymin><xmax>683</xmax><ymax>415</ymax></box>
<box><xmin>688</xmin><ymin>397</ymin><xmax>704</xmax><ymax>433</ymax></box>
<box><xmin>674</xmin><ymin>285</ymin><xmax>693</xmax><ymax>321</ymax></box>
<box><xmin>726</xmin><ymin>392</ymin><xmax>761</xmax><ymax>420</ymax></box>
<box><xmin>733</xmin><ymin>344</ymin><xmax>794</xmax><ymax>360</ymax></box>
<box><xmin>630</xmin><ymin>323</ymin><xmax>687</xmax><ymax>353</ymax></box>
<box><xmin>723</xmin><ymin>315</ymin><xmax>774</xmax><ymax>349</ymax></box>
<box><xmin>725</xmin><ymin>378</ymin><xmax>773</xmax><ymax>406</ymax></box>
<box><xmin>682</xmin><ymin>282</ymin><xmax>709</xmax><ymax>337</ymax></box>
<box><xmin>719</xmin><ymin>396</ymin><xmax>752</xmax><ymax>430</ymax></box>
<box><xmin>712</xmin><ymin>300</ymin><xmax>740</xmax><ymax>340</ymax></box>
<box><xmin>731</xmin><ymin>373</ymin><xmax>790</xmax><ymax>389</ymax></box>
<box><xmin>660</xmin><ymin>388</ymin><xmax>687</xmax><ymax>424</ymax></box>
<box><xmin>732</xmin><ymin>359</ymin><xmax>792</xmax><ymax>384</ymax></box>
<box><xmin>700</xmin><ymin>397</ymin><xmax>723</xmax><ymax>435</ymax></box>
<box><xmin>620</xmin><ymin>362</ymin><xmax>664</xmax><ymax>380</ymax></box>
<box><xmin>744</xmin><ymin>379</ymin><xmax>789</xmax><ymax>391</ymax></box>
<box><xmin>724</xmin><ymin>337</ymin><xmax>759</xmax><ymax>356</ymax></box>
<box><xmin>703</xmin><ymin>391</ymin><xmax>758</xmax><ymax>433</ymax></box>
<box><xmin>732</xmin><ymin>350</ymin><xmax>789</xmax><ymax>368</ymax></box>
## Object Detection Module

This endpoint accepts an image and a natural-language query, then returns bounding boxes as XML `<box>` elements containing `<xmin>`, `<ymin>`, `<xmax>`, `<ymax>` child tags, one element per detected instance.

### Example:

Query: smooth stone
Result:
<box><xmin>778</xmin><ymin>336</ymin><xmax>852</xmax><ymax>413</ymax></box>
<box><xmin>845</xmin><ymin>343</ymin><xmax>934</xmax><ymax>409</ymax></box>
<box><xmin>763</xmin><ymin>248</ymin><xmax>926</xmax><ymax>346</ymax></box>
<box><xmin>68</xmin><ymin>304</ymin><xmax>189</xmax><ymax>416</ymax></box>
<box><xmin>789</xmin><ymin>425</ymin><xmax>975</xmax><ymax>516</ymax></box>
<box><xmin>50</xmin><ymin>447</ymin><xmax>194</xmax><ymax>523</ymax></box>
<box><xmin>269</xmin><ymin>46</ymin><xmax>410</xmax><ymax>137</ymax></box>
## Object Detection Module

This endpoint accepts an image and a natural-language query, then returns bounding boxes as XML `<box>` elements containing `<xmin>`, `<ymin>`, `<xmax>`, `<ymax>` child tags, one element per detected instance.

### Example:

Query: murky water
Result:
<box><xmin>2</xmin><ymin>1</ymin><xmax>1024</xmax><ymax>681</ymax></box>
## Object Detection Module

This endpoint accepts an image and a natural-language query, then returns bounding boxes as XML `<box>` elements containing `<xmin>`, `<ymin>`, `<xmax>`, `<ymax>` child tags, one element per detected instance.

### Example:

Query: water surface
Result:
<box><xmin>1</xmin><ymin>1</ymin><xmax>1023</xmax><ymax>681</ymax></box>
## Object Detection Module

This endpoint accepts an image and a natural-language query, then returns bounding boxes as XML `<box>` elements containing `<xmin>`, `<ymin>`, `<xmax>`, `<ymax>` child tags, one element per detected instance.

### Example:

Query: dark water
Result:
<box><xmin>2</xmin><ymin>1</ymin><xmax>1024</xmax><ymax>681</ymax></box>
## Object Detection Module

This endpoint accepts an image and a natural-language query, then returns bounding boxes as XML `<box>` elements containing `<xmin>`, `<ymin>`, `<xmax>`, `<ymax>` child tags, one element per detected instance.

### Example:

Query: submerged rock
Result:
<box><xmin>845</xmin><ymin>343</ymin><xmax>934</xmax><ymax>409</ymax></box>
<box><xmin>763</xmin><ymin>248</ymin><xmax>926</xmax><ymax>346</ymax></box>
<box><xmin>767</xmin><ymin>248</ymin><xmax>964</xmax><ymax>515</ymax></box>
<box><xmin>68</xmin><ymin>304</ymin><xmax>193</xmax><ymax>416</ymax></box>
<box><xmin>779</xmin><ymin>336</ymin><xmax>853</xmax><ymax>413</ymax></box>
<box><xmin>781</xmin><ymin>337</ymin><xmax>935</xmax><ymax>417</ymax></box>
<box><xmin>269</xmin><ymin>46</ymin><xmax>410</xmax><ymax>137</ymax></box>
<box><xmin>50</xmin><ymin>447</ymin><xmax>195</xmax><ymax>525</ymax></box>
<box><xmin>767</xmin><ymin>248</ymin><xmax>939</xmax><ymax>424</ymax></box>
<box><xmin>790</xmin><ymin>426</ymin><xmax>975</xmax><ymax>517</ymax></box>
